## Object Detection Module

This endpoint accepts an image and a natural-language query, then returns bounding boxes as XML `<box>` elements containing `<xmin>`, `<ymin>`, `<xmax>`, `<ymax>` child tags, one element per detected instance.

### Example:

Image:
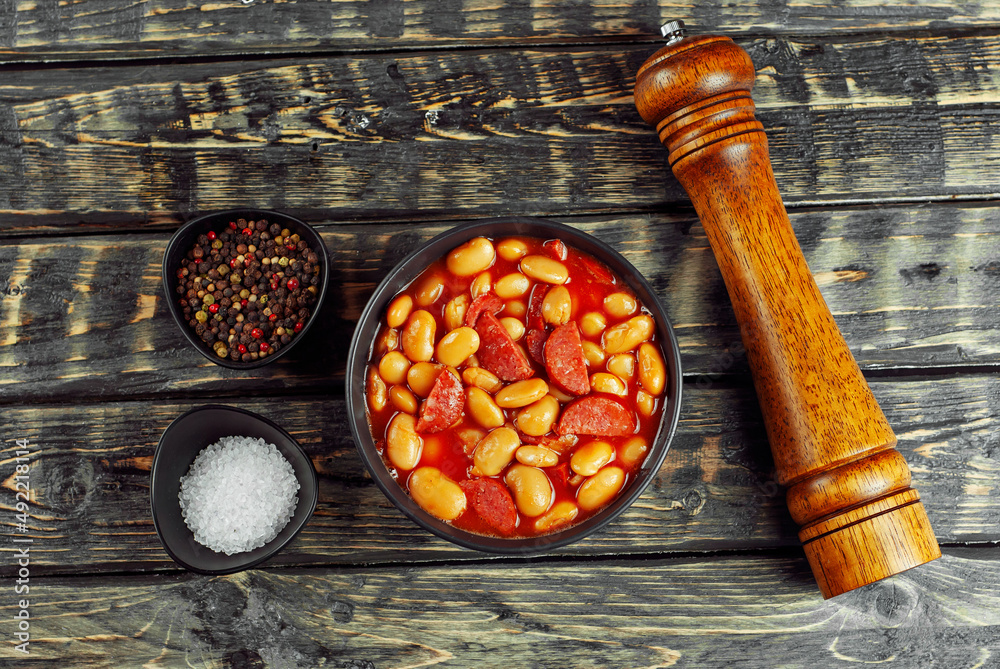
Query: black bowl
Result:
<box><xmin>346</xmin><ymin>217</ymin><xmax>683</xmax><ymax>554</ymax></box>
<box><xmin>161</xmin><ymin>208</ymin><xmax>330</xmax><ymax>369</ymax></box>
<box><xmin>150</xmin><ymin>405</ymin><xmax>319</xmax><ymax>574</ymax></box>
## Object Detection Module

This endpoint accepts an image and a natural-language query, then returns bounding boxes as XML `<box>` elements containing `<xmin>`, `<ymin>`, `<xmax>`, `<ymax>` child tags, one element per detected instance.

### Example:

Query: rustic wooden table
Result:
<box><xmin>2</xmin><ymin>2</ymin><xmax>999</xmax><ymax>667</ymax></box>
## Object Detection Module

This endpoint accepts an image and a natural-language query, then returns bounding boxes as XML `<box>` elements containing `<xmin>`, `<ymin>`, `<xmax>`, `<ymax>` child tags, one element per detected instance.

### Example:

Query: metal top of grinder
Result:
<box><xmin>659</xmin><ymin>20</ymin><xmax>686</xmax><ymax>44</ymax></box>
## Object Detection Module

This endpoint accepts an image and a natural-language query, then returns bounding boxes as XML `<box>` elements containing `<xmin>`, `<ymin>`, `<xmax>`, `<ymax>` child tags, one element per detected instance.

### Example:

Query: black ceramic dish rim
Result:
<box><xmin>346</xmin><ymin>217</ymin><xmax>683</xmax><ymax>555</ymax></box>
<box><xmin>160</xmin><ymin>208</ymin><xmax>330</xmax><ymax>370</ymax></box>
<box><xmin>149</xmin><ymin>404</ymin><xmax>320</xmax><ymax>575</ymax></box>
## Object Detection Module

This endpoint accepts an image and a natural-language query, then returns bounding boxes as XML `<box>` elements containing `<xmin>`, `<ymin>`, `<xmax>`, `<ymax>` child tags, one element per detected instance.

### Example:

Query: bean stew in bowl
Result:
<box><xmin>347</xmin><ymin>219</ymin><xmax>681</xmax><ymax>553</ymax></box>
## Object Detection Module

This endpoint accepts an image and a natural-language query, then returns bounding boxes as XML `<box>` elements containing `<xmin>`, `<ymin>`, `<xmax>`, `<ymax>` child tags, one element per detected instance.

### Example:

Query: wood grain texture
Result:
<box><xmin>1</xmin><ymin>374</ymin><xmax>996</xmax><ymax>573</ymax></box>
<box><xmin>0</xmin><ymin>0</ymin><xmax>994</xmax><ymax>660</ymax></box>
<box><xmin>0</xmin><ymin>551</ymin><xmax>996</xmax><ymax>667</ymax></box>
<box><xmin>1</xmin><ymin>206</ymin><xmax>999</xmax><ymax>403</ymax></box>
<box><xmin>1</xmin><ymin>1</ymin><xmax>998</xmax><ymax>63</ymax></box>
<box><xmin>6</xmin><ymin>32</ymin><xmax>1000</xmax><ymax>228</ymax></box>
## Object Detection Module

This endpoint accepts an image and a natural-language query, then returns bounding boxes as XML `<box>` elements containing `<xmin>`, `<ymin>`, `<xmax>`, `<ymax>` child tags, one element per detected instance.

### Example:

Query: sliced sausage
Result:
<box><xmin>544</xmin><ymin>322</ymin><xmax>590</xmax><ymax>396</ymax></box>
<box><xmin>525</xmin><ymin>328</ymin><xmax>549</xmax><ymax>365</ymax></box>
<box><xmin>579</xmin><ymin>255</ymin><xmax>616</xmax><ymax>285</ymax></box>
<box><xmin>475</xmin><ymin>312</ymin><xmax>534</xmax><ymax>381</ymax></box>
<box><xmin>546</xmin><ymin>462</ymin><xmax>572</xmax><ymax>489</ymax></box>
<box><xmin>524</xmin><ymin>283</ymin><xmax>551</xmax><ymax>364</ymax></box>
<box><xmin>416</xmin><ymin>370</ymin><xmax>464</xmax><ymax>433</ymax></box>
<box><xmin>526</xmin><ymin>283</ymin><xmax>548</xmax><ymax>331</ymax></box>
<box><xmin>464</xmin><ymin>294</ymin><xmax>504</xmax><ymax>328</ymax></box>
<box><xmin>543</xmin><ymin>239</ymin><xmax>568</xmax><ymax>261</ymax></box>
<box><xmin>557</xmin><ymin>396</ymin><xmax>636</xmax><ymax>437</ymax></box>
<box><xmin>460</xmin><ymin>477</ymin><xmax>518</xmax><ymax>534</ymax></box>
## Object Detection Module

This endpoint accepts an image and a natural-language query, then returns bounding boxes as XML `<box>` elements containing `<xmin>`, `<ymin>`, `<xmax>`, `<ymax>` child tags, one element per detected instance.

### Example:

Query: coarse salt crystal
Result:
<box><xmin>179</xmin><ymin>435</ymin><xmax>300</xmax><ymax>555</ymax></box>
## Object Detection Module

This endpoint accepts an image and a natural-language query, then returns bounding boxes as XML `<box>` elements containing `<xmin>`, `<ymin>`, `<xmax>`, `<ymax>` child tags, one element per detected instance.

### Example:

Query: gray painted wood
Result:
<box><xmin>2</xmin><ymin>3</ymin><xmax>997</xmax><ymax>664</ymax></box>
<box><xmin>5</xmin><ymin>33</ymin><xmax>1000</xmax><ymax>228</ymax></box>
<box><xmin>1</xmin><ymin>1</ymin><xmax>998</xmax><ymax>63</ymax></box>
<box><xmin>0</xmin><ymin>551</ymin><xmax>994</xmax><ymax>667</ymax></box>
<box><xmin>1</xmin><ymin>373</ymin><xmax>994</xmax><ymax>573</ymax></box>
<box><xmin>0</xmin><ymin>206</ymin><xmax>997</xmax><ymax>403</ymax></box>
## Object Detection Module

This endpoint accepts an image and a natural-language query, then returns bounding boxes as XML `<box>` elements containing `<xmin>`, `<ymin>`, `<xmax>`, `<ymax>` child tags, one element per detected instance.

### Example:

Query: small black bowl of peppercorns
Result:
<box><xmin>162</xmin><ymin>209</ymin><xmax>329</xmax><ymax>369</ymax></box>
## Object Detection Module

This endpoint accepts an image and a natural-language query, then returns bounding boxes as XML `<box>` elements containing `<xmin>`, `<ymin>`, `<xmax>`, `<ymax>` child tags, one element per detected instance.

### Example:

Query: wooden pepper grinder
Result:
<box><xmin>634</xmin><ymin>21</ymin><xmax>941</xmax><ymax>598</ymax></box>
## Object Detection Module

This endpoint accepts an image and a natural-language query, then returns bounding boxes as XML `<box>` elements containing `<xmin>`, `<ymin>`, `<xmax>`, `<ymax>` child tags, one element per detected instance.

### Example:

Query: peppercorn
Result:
<box><xmin>175</xmin><ymin>220</ymin><xmax>320</xmax><ymax>362</ymax></box>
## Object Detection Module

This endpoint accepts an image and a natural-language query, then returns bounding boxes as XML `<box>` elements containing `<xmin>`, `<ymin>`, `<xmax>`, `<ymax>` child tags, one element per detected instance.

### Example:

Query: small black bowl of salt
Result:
<box><xmin>151</xmin><ymin>405</ymin><xmax>318</xmax><ymax>574</ymax></box>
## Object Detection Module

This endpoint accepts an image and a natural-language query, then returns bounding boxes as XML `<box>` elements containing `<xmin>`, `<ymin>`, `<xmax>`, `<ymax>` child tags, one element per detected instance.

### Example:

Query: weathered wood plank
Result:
<box><xmin>0</xmin><ymin>374</ymin><xmax>995</xmax><ymax>573</ymax></box>
<box><xmin>5</xmin><ymin>33</ymin><xmax>1000</xmax><ymax>228</ymax></box>
<box><xmin>0</xmin><ymin>551</ymin><xmax>996</xmax><ymax>667</ymax></box>
<box><xmin>1</xmin><ymin>206</ymin><xmax>998</xmax><ymax>402</ymax></box>
<box><xmin>1</xmin><ymin>1</ymin><xmax>998</xmax><ymax>63</ymax></box>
